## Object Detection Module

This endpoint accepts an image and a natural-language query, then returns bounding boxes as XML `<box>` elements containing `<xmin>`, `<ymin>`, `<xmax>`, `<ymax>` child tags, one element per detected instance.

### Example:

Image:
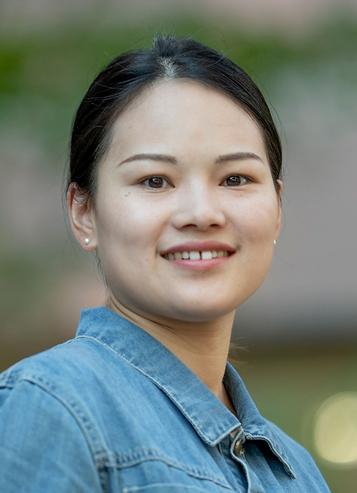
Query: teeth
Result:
<box><xmin>165</xmin><ymin>250</ymin><xmax>229</xmax><ymax>260</ymax></box>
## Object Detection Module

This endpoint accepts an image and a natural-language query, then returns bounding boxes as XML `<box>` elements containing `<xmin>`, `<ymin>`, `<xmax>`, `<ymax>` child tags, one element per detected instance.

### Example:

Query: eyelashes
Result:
<box><xmin>141</xmin><ymin>176</ymin><xmax>170</xmax><ymax>189</ymax></box>
<box><xmin>139</xmin><ymin>175</ymin><xmax>252</xmax><ymax>190</ymax></box>
<box><xmin>221</xmin><ymin>175</ymin><xmax>250</xmax><ymax>187</ymax></box>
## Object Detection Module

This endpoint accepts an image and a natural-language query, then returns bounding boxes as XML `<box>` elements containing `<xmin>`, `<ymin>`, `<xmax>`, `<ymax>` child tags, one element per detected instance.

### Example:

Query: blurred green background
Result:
<box><xmin>1</xmin><ymin>1</ymin><xmax>357</xmax><ymax>491</ymax></box>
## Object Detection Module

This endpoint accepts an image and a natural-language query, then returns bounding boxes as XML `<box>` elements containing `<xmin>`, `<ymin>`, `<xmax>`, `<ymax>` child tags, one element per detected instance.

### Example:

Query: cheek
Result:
<box><xmin>232</xmin><ymin>196</ymin><xmax>278</xmax><ymax>243</ymax></box>
<box><xmin>96</xmin><ymin>194</ymin><xmax>164</xmax><ymax>251</ymax></box>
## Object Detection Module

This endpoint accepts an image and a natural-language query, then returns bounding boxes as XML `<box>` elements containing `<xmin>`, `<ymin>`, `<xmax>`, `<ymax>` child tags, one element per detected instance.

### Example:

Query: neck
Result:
<box><xmin>107</xmin><ymin>296</ymin><xmax>236</xmax><ymax>410</ymax></box>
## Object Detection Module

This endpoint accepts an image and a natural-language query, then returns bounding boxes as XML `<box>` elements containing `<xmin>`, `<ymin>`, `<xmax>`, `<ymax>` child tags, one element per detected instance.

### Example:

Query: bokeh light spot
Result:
<box><xmin>314</xmin><ymin>392</ymin><xmax>357</xmax><ymax>467</ymax></box>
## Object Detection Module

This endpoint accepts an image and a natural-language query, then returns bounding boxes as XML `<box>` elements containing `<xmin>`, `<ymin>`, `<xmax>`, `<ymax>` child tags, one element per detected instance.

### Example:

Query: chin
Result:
<box><xmin>168</xmin><ymin>300</ymin><xmax>238</xmax><ymax>323</ymax></box>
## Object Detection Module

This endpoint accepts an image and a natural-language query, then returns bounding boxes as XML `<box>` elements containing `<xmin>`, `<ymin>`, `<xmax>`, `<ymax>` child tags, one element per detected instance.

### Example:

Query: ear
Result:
<box><xmin>66</xmin><ymin>183</ymin><xmax>97</xmax><ymax>251</ymax></box>
<box><xmin>275</xmin><ymin>179</ymin><xmax>283</xmax><ymax>239</ymax></box>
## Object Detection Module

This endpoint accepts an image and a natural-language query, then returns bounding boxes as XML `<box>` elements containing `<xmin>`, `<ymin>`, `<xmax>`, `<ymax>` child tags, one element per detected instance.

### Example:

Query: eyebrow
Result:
<box><xmin>118</xmin><ymin>151</ymin><xmax>263</xmax><ymax>166</ymax></box>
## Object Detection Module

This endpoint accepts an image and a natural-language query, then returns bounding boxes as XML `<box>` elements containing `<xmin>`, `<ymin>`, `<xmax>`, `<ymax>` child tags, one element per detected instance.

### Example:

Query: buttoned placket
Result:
<box><xmin>216</xmin><ymin>426</ymin><xmax>248</xmax><ymax>491</ymax></box>
<box><xmin>230</xmin><ymin>426</ymin><xmax>246</xmax><ymax>459</ymax></box>
<box><xmin>218</xmin><ymin>426</ymin><xmax>269</xmax><ymax>493</ymax></box>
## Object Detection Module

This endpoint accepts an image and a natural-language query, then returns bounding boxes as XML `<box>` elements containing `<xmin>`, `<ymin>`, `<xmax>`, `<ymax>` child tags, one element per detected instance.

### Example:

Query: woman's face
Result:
<box><xmin>87</xmin><ymin>80</ymin><xmax>281</xmax><ymax>323</ymax></box>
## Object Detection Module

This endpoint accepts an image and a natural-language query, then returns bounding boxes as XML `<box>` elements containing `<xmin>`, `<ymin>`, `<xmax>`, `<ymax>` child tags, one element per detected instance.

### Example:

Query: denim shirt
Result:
<box><xmin>0</xmin><ymin>306</ymin><xmax>330</xmax><ymax>492</ymax></box>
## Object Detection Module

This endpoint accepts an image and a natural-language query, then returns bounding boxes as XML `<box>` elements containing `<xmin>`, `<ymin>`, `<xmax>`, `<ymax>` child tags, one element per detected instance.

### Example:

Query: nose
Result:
<box><xmin>171</xmin><ymin>183</ymin><xmax>226</xmax><ymax>231</ymax></box>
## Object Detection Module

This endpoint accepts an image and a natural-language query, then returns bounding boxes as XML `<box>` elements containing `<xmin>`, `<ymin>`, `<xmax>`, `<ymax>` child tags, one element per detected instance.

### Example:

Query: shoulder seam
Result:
<box><xmin>1</xmin><ymin>372</ymin><xmax>110</xmax><ymax>469</ymax></box>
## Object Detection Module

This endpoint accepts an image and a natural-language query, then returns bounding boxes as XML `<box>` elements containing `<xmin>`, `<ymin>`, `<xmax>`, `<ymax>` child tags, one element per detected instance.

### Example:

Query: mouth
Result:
<box><xmin>161</xmin><ymin>249</ymin><xmax>235</xmax><ymax>271</ymax></box>
<box><xmin>160</xmin><ymin>241</ymin><xmax>236</xmax><ymax>270</ymax></box>
<box><xmin>162</xmin><ymin>250</ymin><xmax>232</xmax><ymax>261</ymax></box>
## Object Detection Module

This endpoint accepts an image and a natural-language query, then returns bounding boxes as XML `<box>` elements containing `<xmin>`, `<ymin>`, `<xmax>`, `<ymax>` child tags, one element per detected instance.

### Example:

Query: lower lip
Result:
<box><xmin>162</xmin><ymin>254</ymin><xmax>234</xmax><ymax>271</ymax></box>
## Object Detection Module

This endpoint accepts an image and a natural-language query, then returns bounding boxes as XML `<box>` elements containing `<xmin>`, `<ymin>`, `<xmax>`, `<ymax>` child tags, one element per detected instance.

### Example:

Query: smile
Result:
<box><xmin>163</xmin><ymin>250</ymin><xmax>230</xmax><ymax>261</ymax></box>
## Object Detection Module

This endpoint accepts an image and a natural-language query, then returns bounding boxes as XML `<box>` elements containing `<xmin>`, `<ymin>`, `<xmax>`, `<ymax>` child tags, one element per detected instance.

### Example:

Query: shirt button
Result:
<box><xmin>234</xmin><ymin>438</ymin><xmax>244</xmax><ymax>456</ymax></box>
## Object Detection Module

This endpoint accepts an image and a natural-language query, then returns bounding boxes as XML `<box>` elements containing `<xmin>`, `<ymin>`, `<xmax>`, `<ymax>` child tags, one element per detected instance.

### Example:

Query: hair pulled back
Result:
<box><xmin>67</xmin><ymin>33</ymin><xmax>282</xmax><ymax>197</ymax></box>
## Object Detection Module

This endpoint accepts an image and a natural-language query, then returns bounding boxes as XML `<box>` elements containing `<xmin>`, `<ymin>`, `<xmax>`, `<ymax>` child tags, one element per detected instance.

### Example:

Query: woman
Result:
<box><xmin>0</xmin><ymin>34</ymin><xmax>330</xmax><ymax>492</ymax></box>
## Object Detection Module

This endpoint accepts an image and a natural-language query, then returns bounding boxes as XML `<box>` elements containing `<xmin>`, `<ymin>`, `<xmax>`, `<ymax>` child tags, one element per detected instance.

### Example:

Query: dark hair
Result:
<box><xmin>67</xmin><ymin>33</ymin><xmax>282</xmax><ymax>197</ymax></box>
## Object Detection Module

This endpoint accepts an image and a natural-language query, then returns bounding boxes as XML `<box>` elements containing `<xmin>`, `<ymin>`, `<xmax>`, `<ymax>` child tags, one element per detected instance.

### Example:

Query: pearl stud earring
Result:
<box><xmin>273</xmin><ymin>239</ymin><xmax>277</xmax><ymax>246</ymax></box>
<box><xmin>84</xmin><ymin>238</ymin><xmax>91</xmax><ymax>245</ymax></box>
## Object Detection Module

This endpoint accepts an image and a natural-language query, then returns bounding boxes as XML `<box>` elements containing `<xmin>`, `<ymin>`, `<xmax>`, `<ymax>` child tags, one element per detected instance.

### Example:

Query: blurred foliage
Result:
<box><xmin>0</xmin><ymin>15</ymin><xmax>356</xmax><ymax>156</ymax></box>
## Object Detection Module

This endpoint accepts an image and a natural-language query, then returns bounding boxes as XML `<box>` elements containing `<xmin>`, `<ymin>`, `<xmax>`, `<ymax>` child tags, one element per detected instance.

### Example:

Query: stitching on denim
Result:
<box><xmin>97</xmin><ymin>448</ymin><xmax>233</xmax><ymax>490</ymax></box>
<box><xmin>98</xmin><ymin>467</ymin><xmax>109</xmax><ymax>493</ymax></box>
<box><xmin>74</xmin><ymin>335</ymin><xmax>234</xmax><ymax>443</ymax></box>
<box><xmin>10</xmin><ymin>373</ymin><xmax>110</xmax><ymax>468</ymax></box>
<box><xmin>0</xmin><ymin>368</ymin><xmax>23</xmax><ymax>387</ymax></box>
<box><xmin>123</xmin><ymin>483</ymin><xmax>214</xmax><ymax>492</ymax></box>
<box><xmin>245</xmin><ymin>433</ymin><xmax>296</xmax><ymax>479</ymax></box>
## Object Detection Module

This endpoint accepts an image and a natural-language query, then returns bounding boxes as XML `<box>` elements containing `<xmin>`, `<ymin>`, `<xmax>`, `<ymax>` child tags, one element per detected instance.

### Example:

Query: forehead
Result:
<box><xmin>106</xmin><ymin>79</ymin><xmax>267</xmax><ymax>162</ymax></box>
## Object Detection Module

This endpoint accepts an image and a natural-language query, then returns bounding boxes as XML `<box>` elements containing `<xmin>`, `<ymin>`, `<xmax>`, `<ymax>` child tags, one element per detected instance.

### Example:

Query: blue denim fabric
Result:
<box><xmin>0</xmin><ymin>306</ymin><xmax>331</xmax><ymax>492</ymax></box>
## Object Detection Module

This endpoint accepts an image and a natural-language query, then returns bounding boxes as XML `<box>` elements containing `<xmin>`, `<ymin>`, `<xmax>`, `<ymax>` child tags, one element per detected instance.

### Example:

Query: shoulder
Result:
<box><xmin>0</xmin><ymin>395</ymin><xmax>102</xmax><ymax>492</ymax></box>
<box><xmin>0</xmin><ymin>337</ymin><xmax>113</xmax><ymax>453</ymax></box>
<box><xmin>0</xmin><ymin>332</ymin><xmax>129</xmax><ymax>417</ymax></box>
<box><xmin>0</xmin><ymin>332</ymin><xmax>142</xmax><ymax>444</ymax></box>
<box><xmin>0</xmin><ymin>332</ymin><xmax>121</xmax><ymax>397</ymax></box>
<box><xmin>0</xmin><ymin>337</ymin><xmax>118</xmax><ymax>492</ymax></box>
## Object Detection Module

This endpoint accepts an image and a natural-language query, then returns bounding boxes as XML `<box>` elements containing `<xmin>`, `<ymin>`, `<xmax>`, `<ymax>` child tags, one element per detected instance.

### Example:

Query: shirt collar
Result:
<box><xmin>224</xmin><ymin>363</ymin><xmax>296</xmax><ymax>478</ymax></box>
<box><xmin>76</xmin><ymin>306</ymin><xmax>296</xmax><ymax>478</ymax></box>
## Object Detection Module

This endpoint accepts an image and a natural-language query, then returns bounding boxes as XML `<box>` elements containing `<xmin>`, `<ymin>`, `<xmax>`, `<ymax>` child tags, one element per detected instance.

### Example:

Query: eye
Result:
<box><xmin>221</xmin><ymin>175</ymin><xmax>250</xmax><ymax>187</ymax></box>
<box><xmin>141</xmin><ymin>176</ymin><xmax>171</xmax><ymax>189</ymax></box>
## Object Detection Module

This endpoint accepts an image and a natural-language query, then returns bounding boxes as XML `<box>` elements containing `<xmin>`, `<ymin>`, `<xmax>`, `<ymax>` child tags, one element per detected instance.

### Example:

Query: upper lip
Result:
<box><xmin>160</xmin><ymin>241</ymin><xmax>236</xmax><ymax>256</ymax></box>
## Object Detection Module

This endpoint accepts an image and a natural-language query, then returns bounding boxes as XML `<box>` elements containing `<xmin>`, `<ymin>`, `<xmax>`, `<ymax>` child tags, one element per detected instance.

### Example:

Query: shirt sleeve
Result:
<box><xmin>0</xmin><ymin>378</ymin><xmax>103</xmax><ymax>493</ymax></box>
